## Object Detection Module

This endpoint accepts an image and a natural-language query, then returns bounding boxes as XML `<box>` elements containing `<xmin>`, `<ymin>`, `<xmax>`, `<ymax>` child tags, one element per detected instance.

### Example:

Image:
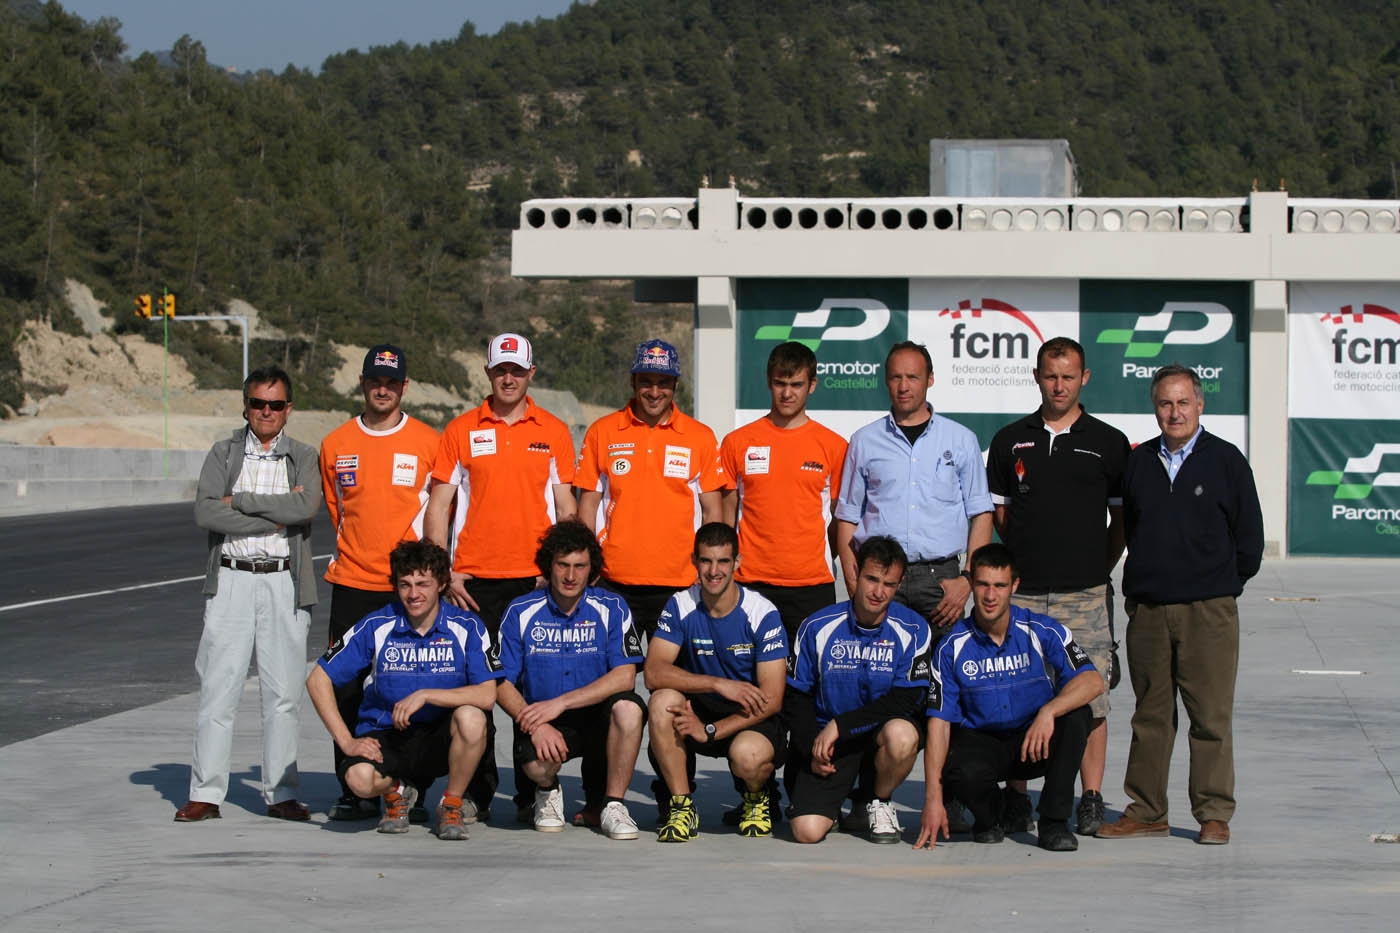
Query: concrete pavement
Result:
<box><xmin>1</xmin><ymin>559</ymin><xmax>1396</xmax><ymax>931</ymax></box>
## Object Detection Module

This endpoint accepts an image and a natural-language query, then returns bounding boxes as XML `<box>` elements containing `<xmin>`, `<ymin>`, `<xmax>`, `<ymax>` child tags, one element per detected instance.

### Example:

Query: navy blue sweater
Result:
<box><xmin>1122</xmin><ymin>431</ymin><xmax>1264</xmax><ymax>604</ymax></box>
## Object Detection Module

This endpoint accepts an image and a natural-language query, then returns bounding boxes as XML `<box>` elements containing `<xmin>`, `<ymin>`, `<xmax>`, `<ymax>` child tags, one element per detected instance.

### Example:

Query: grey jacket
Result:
<box><xmin>194</xmin><ymin>426</ymin><xmax>322</xmax><ymax>608</ymax></box>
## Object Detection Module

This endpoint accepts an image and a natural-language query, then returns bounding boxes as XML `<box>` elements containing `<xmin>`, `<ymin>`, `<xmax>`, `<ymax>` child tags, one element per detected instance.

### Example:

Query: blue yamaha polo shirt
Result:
<box><xmin>497</xmin><ymin>586</ymin><xmax>642</xmax><ymax>704</ymax></box>
<box><xmin>653</xmin><ymin>585</ymin><xmax>786</xmax><ymax>688</ymax></box>
<box><xmin>319</xmin><ymin>601</ymin><xmax>503</xmax><ymax>735</ymax></box>
<box><xmin>928</xmin><ymin>605</ymin><xmax>1095</xmax><ymax>732</ymax></box>
<box><xmin>787</xmin><ymin>601</ymin><xmax>932</xmax><ymax>735</ymax></box>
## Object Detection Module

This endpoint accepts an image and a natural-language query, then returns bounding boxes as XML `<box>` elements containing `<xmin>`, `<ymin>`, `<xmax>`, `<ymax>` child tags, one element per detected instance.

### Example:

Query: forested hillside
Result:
<box><xmin>2</xmin><ymin>0</ymin><xmax>1398</xmax><ymax>413</ymax></box>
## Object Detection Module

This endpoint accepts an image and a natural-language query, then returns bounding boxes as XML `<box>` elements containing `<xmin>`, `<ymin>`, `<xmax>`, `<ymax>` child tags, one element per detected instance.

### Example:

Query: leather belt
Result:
<box><xmin>220</xmin><ymin>556</ymin><xmax>290</xmax><ymax>574</ymax></box>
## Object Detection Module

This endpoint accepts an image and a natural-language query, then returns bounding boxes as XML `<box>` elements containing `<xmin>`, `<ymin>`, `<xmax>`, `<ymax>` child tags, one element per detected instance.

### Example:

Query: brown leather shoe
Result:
<box><xmin>1096</xmin><ymin>816</ymin><xmax>1169</xmax><ymax>838</ymax></box>
<box><xmin>1197</xmin><ymin>820</ymin><xmax>1230</xmax><ymax>845</ymax></box>
<box><xmin>174</xmin><ymin>801</ymin><xmax>221</xmax><ymax>822</ymax></box>
<box><xmin>266</xmin><ymin>800</ymin><xmax>311</xmax><ymax>822</ymax></box>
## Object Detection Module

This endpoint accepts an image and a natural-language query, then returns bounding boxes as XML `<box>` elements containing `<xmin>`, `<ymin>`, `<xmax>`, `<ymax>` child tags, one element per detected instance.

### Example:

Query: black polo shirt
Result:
<box><xmin>986</xmin><ymin>407</ymin><xmax>1130</xmax><ymax>593</ymax></box>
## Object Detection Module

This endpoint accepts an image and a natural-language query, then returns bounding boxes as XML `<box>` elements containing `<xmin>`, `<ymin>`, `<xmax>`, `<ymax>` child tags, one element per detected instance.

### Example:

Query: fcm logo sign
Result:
<box><xmin>736</xmin><ymin>279</ymin><xmax>908</xmax><ymax>411</ymax></box>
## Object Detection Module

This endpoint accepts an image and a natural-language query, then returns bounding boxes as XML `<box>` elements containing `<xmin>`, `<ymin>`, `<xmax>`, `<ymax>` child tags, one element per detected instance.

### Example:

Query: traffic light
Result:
<box><xmin>161</xmin><ymin>293</ymin><xmax>175</xmax><ymax>317</ymax></box>
<box><xmin>134</xmin><ymin>294</ymin><xmax>152</xmax><ymax>319</ymax></box>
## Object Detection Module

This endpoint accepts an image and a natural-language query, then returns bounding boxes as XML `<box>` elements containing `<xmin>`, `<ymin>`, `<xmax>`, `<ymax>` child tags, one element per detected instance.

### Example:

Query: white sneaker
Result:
<box><xmin>599</xmin><ymin>801</ymin><xmax>638</xmax><ymax>840</ymax></box>
<box><xmin>866</xmin><ymin>799</ymin><xmax>902</xmax><ymax>844</ymax></box>
<box><xmin>460</xmin><ymin>798</ymin><xmax>480</xmax><ymax>825</ymax></box>
<box><xmin>534</xmin><ymin>785</ymin><xmax>565</xmax><ymax>833</ymax></box>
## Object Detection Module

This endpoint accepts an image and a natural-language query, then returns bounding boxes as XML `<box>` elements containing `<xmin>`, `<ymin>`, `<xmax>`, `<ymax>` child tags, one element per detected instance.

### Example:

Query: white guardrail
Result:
<box><xmin>520</xmin><ymin>195</ymin><xmax>1400</xmax><ymax>235</ymax></box>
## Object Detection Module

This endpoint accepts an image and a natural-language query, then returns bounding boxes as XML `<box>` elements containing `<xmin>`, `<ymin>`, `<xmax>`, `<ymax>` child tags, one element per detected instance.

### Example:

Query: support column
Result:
<box><xmin>694</xmin><ymin>276</ymin><xmax>736</xmax><ymax>433</ymax></box>
<box><xmin>692</xmin><ymin>187</ymin><xmax>741</xmax><ymax>433</ymax></box>
<box><xmin>1250</xmin><ymin>278</ymin><xmax>1288</xmax><ymax>557</ymax></box>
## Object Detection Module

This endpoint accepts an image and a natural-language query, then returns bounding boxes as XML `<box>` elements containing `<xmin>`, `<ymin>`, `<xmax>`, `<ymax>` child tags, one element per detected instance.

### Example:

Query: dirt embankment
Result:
<box><xmin>5</xmin><ymin>318</ymin><xmax>611</xmax><ymax>452</ymax></box>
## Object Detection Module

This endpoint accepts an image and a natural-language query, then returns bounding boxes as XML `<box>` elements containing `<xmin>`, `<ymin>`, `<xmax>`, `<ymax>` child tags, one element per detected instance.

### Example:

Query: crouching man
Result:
<box><xmin>915</xmin><ymin>544</ymin><xmax>1102</xmax><ymax>852</ymax></box>
<box><xmin>786</xmin><ymin>536</ymin><xmax>932</xmax><ymax>845</ymax></box>
<box><xmin>496</xmin><ymin>520</ymin><xmax>646</xmax><ymax>839</ymax></box>
<box><xmin>307</xmin><ymin>541</ymin><xmax>501</xmax><ymax>840</ymax></box>
<box><xmin>645</xmin><ymin>523</ymin><xmax>788</xmax><ymax>842</ymax></box>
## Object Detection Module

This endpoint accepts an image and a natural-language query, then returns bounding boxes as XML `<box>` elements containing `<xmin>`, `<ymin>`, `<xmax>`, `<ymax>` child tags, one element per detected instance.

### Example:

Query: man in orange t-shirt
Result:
<box><xmin>721</xmin><ymin>341</ymin><xmax>847</xmax><ymax>643</ymax></box>
<box><xmin>320</xmin><ymin>343</ymin><xmax>440</xmax><ymax>821</ymax></box>
<box><xmin>575</xmin><ymin>339</ymin><xmax>727</xmax><ymax>639</ymax></box>
<box><xmin>425</xmin><ymin>332</ymin><xmax>577</xmax><ymax>821</ymax></box>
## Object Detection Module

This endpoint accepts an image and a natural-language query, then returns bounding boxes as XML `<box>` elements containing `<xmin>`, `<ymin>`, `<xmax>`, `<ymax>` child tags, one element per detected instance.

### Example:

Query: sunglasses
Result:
<box><xmin>246</xmin><ymin>397</ymin><xmax>289</xmax><ymax>412</ymax></box>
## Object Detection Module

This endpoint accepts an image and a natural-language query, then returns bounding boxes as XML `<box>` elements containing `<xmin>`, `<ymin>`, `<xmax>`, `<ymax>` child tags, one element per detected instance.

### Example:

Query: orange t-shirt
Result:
<box><xmin>432</xmin><ymin>397</ymin><xmax>576</xmax><ymax>578</ymax></box>
<box><xmin>721</xmin><ymin>415</ymin><xmax>847</xmax><ymax>586</ymax></box>
<box><xmin>320</xmin><ymin>414</ymin><xmax>440</xmax><ymax>592</ymax></box>
<box><xmin>574</xmin><ymin>405</ymin><xmax>726</xmax><ymax>587</ymax></box>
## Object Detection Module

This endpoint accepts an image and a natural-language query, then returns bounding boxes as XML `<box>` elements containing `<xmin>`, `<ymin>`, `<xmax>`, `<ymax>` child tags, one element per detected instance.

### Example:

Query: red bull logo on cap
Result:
<box><xmin>374</xmin><ymin>350</ymin><xmax>400</xmax><ymax>370</ymax></box>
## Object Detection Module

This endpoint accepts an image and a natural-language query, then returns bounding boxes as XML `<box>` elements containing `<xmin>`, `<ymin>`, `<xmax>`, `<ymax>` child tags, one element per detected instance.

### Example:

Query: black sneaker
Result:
<box><xmin>838</xmin><ymin>806</ymin><xmax>869</xmax><ymax>834</ymax></box>
<box><xmin>1000</xmin><ymin>787</ymin><xmax>1035</xmax><ymax>833</ymax></box>
<box><xmin>409</xmin><ymin>805</ymin><xmax>430</xmax><ymax>825</ymax></box>
<box><xmin>972</xmin><ymin>825</ymin><xmax>1005</xmax><ymax>844</ymax></box>
<box><xmin>1038</xmin><ymin>819</ymin><xmax>1078</xmax><ymax>851</ymax></box>
<box><xmin>1076</xmin><ymin>790</ymin><xmax>1105</xmax><ymax>836</ymax></box>
<box><xmin>944</xmin><ymin>795</ymin><xmax>972</xmax><ymax>833</ymax></box>
<box><xmin>329</xmin><ymin>793</ymin><xmax>380</xmax><ymax>821</ymax></box>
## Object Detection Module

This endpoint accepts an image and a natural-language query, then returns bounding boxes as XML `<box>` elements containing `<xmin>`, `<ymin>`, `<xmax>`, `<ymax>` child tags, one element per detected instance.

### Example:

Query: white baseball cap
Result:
<box><xmin>487</xmin><ymin>333</ymin><xmax>533</xmax><ymax>369</ymax></box>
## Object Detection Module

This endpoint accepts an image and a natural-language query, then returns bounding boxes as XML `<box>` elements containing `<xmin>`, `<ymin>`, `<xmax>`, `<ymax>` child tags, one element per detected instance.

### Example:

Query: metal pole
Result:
<box><xmin>238</xmin><ymin>315</ymin><xmax>248</xmax><ymax>382</ymax></box>
<box><xmin>162</xmin><ymin>292</ymin><xmax>170</xmax><ymax>476</ymax></box>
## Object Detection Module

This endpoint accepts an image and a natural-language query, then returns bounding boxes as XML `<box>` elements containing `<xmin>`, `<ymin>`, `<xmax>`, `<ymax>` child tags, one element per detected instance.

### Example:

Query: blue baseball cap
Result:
<box><xmin>630</xmin><ymin>339</ymin><xmax>680</xmax><ymax>378</ymax></box>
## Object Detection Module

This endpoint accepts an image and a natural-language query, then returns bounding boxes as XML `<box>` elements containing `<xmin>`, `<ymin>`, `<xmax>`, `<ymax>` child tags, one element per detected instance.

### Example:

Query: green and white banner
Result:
<box><xmin>736</xmin><ymin>279</ymin><xmax>908</xmax><ymax>436</ymax></box>
<box><xmin>735</xmin><ymin>279</ymin><xmax>1249</xmax><ymax>452</ymax></box>
<box><xmin>1288</xmin><ymin>284</ymin><xmax>1400</xmax><ymax>555</ymax></box>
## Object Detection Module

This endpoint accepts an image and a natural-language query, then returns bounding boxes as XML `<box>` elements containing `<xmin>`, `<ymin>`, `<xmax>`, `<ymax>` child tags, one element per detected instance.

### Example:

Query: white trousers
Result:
<box><xmin>189</xmin><ymin>566</ymin><xmax>311</xmax><ymax>806</ymax></box>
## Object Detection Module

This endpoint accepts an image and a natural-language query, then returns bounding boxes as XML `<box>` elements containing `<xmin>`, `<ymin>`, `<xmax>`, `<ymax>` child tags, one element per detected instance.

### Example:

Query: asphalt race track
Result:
<box><xmin>0</xmin><ymin>502</ymin><xmax>335</xmax><ymax>746</ymax></box>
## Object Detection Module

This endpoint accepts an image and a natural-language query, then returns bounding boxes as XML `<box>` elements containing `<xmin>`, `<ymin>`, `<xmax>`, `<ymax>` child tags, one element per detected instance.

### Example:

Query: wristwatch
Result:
<box><xmin>704</xmin><ymin>722</ymin><xmax>717</xmax><ymax>743</ymax></box>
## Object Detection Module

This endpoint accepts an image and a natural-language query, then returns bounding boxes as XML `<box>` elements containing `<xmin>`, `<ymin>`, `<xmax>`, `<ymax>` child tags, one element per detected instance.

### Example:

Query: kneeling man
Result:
<box><xmin>915</xmin><ymin>544</ymin><xmax>1102</xmax><ymax>852</ymax></box>
<box><xmin>645</xmin><ymin>523</ymin><xmax>787</xmax><ymax>842</ymax></box>
<box><xmin>786</xmin><ymin>536</ymin><xmax>932</xmax><ymax>845</ymax></box>
<box><xmin>307</xmin><ymin>541</ymin><xmax>501</xmax><ymax>840</ymax></box>
<box><xmin>497</xmin><ymin>520</ymin><xmax>646</xmax><ymax>839</ymax></box>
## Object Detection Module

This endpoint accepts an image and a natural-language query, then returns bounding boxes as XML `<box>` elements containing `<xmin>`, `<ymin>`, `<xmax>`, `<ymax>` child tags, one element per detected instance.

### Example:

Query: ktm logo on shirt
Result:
<box><xmin>800</xmin><ymin>461</ymin><xmax>825</xmax><ymax>472</ymax></box>
<box><xmin>527</xmin><ymin>442</ymin><xmax>551</xmax><ymax>453</ymax></box>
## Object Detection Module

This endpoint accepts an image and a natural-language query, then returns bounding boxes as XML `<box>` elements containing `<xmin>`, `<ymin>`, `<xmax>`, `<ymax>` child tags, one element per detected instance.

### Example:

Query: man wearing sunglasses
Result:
<box><xmin>177</xmin><ymin>365</ymin><xmax>322</xmax><ymax>823</ymax></box>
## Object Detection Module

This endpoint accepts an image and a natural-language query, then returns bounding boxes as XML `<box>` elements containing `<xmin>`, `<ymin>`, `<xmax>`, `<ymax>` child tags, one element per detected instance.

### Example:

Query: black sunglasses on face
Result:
<box><xmin>246</xmin><ymin>397</ymin><xmax>288</xmax><ymax>411</ymax></box>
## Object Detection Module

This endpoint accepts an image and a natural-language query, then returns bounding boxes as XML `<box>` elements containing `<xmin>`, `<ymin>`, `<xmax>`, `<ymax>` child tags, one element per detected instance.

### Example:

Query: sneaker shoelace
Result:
<box><xmin>870</xmin><ymin>801</ymin><xmax>900</xmax><ymax>834</ymax></box>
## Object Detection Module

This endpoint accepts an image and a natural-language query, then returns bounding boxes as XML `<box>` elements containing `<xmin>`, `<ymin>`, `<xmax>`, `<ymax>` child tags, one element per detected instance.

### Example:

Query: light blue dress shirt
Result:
<box><xmin>1157</xmin><ymin>426</ymin><xmax>1203</xmax><ymax>484</ymax></box>
<box><xmin>835</xmin><ymin>406</ymin><xmax>993</xmax><ymax>562</ymax></box>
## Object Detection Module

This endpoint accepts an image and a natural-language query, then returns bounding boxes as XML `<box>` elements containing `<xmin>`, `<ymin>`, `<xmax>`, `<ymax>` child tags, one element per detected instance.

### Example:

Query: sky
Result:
<box><xmin>60</xmin><ymin>1</ymin><xmax>580</xmax><ymax>73</ymax></box>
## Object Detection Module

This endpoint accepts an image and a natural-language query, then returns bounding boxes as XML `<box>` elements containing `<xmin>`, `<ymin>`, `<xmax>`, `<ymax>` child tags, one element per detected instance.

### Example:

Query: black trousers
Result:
<box><xmin>943</xmin><ymin>705</ymin><xmax>1091</xmax><ymax>829</ymax></box>
<box><xmin>328</xmin><ymin>585</ymin><xmax>397</xmax><ymax>798</ymax></box>
<box><xmin>462</xmin><ymin>576</ymin><xmax>538</xmax><ymax>811</ymax></box>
